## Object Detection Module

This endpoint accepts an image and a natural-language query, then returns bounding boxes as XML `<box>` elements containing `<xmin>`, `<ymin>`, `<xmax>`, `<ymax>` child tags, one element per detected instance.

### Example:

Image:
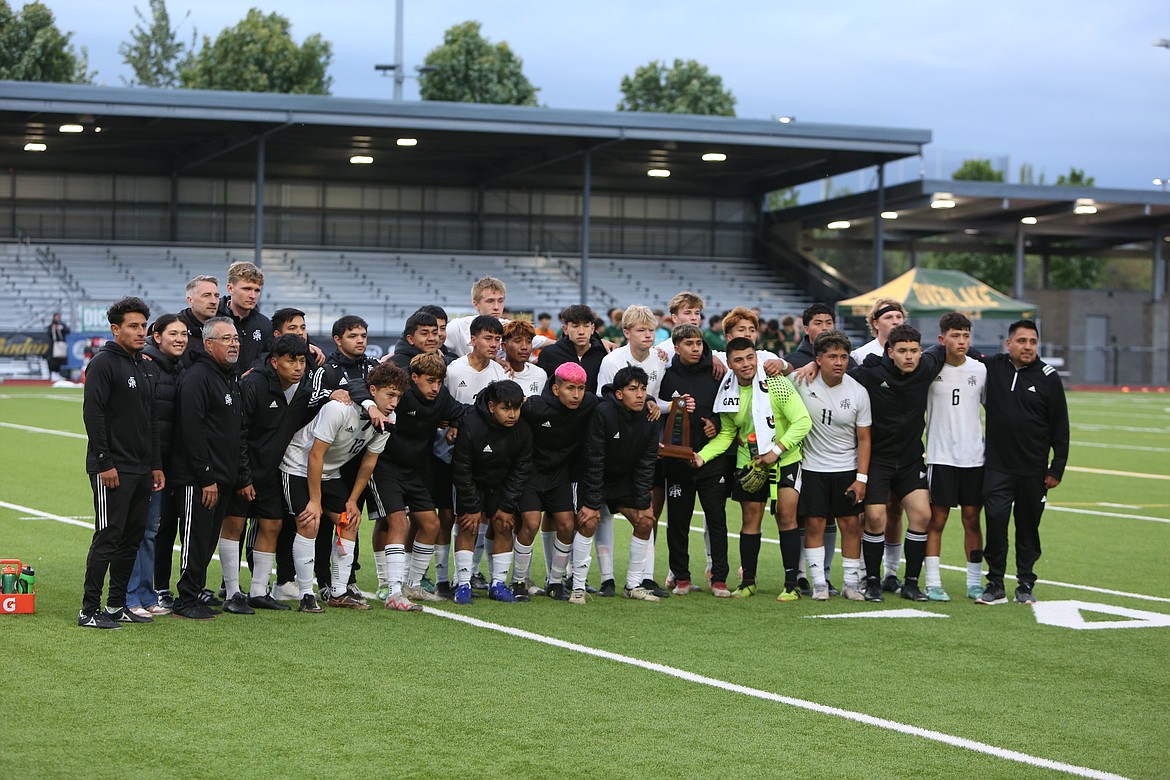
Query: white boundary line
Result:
<box><xmin>1048</xmin><ymin>505</ymin><xmax>1170</xmax><ymax>525</ymax></box>
<box><xmin>0</xmin><ymin>421</ymin><xmax>87</xmax><ymax>439</ymax></box>
<box><xmin>1064</xmin><ymin>466</ymin><xmax>1170</xmax><ymax>481</ymax></box>
<box><xmin>421</xmin><ymin>608</ymin><xmax>1128</xmax><ymax>780</ymax></box>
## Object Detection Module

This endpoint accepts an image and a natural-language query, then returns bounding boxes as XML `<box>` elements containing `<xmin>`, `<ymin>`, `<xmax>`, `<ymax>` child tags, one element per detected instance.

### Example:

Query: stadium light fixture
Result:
<box><xmin>777</xmin><ymin>116</ymin><xmax>794</xmax><ymax>124</ymax></box>
<box><xmin>396</xmin><ymin>138</ymin><xmax>418</xmax><ymax>147</ymax></box>
<box><xmin>349</xmin><ymin>155</ymin><xmax>374</xmax><ymax>165</ymax></box>
<box><xmin>23</xmin><ymin>142</ymin><xmax>46</xmax><ymax>152</ymax></box>
<box><xmin>930</xmin><ymin>193</ymin><xmax>956</xmax><ymax>209</ymax></box>
<box><xmin>94</xmin><ymin>127</ymin><xmax>102</xmax><ymax>133</ymax></box>
<box><xmin>701</xmin><ymin>152</ymin><xmax>727</xmax><ymax>162</ymax></box>
<box><xmin>59</xmin><ymin>124</ymin><xmax>83</xmax><ymax>133</ymax></box>
<box><xmin>647</xmin><ymin>168</ymin><xmax>671</xmax><ymax>178</ymax></box>
<box><xmin>1020</xmin><ymin>216</ymin><xmax>1038</xmax><ymax>225</ymax></box>
<box><xmin>827</xmin><ymin>220</ymin><xmax>850</xmax><ymax>229</ymax></box>
<box><xmin>1073</xmin><ymin>198</ymin><xmax>1097</xmax><ymax>215</ymax></box>
<box><xmin>880</xmin><ymin>211</ymin><xmax>898</xmax><ymax>220</ymax></box>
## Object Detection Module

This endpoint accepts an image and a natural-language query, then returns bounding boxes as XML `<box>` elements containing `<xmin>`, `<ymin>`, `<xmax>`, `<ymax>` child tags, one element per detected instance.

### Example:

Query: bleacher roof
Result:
<box><xmin>0</xmin><ymin>81</ymin><xmax>930</xmax><ymax>197</ymax></box>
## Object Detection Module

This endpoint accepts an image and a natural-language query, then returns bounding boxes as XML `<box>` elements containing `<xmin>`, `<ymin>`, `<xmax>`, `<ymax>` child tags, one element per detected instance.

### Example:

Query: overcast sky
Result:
<box><xmin>46</xmin><ymin>0</ymin><xmax>1170</xmax><ymax>190</ymax></box>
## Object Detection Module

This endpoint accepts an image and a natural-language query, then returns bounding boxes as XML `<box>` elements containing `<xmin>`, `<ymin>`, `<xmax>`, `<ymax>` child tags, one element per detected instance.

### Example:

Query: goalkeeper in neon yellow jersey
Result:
<box><xmin>693</xmin><ymin>337</ymin><xmax>811</xmax><ymax>601</ymax></box>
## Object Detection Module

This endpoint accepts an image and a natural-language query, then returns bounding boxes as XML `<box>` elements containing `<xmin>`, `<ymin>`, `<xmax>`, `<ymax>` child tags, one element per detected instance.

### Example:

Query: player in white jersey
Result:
<box><xmin>503</xmin><ymin>319</ymin><xmax>548</xmax><ymax>399</ymax></box>
<box><xmin>279</xmin><ymin>363</ymin><xmax>407</xmax><ymax>612</ymax></box>
<box><xmin>924</xmin><ymin>312</ymin><xmax>987</xmax><ymax>601</ymax></box>
<box><xmin>795</xmin><ymin>332</ymin><xmax>872</xmax><ymax>600</ymax></box>
<box><xmin>444</xmin><ymin>276</ymin><xmax>551</xmax><ymax>357</ymax></box>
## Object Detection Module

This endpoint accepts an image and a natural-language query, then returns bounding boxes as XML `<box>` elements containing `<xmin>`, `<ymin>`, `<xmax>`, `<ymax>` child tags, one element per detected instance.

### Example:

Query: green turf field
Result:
<box><xmin>0</xmin><ymin>386</ymin><xmax>1167</xmax><ymax>779</ymax></box>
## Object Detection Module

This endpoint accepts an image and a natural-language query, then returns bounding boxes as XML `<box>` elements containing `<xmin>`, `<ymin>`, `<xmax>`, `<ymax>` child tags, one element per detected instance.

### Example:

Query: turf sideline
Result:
<box><xmin>420</xmin><ymin>606</ymin><xmax>1129</xmax><ymax>780</ymax></box>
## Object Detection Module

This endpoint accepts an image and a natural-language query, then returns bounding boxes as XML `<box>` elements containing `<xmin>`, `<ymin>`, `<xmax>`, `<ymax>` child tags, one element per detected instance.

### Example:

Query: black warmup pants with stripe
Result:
<box><xmin>83</xmin><ymin>472</ymin><xmax>153</xmax><ymax>613</ymax></box>
<box><xmin>664</xmin><ymin>463</ymin><xmax>729</xmax><ymax>584</ymax></box>
<box><xmin>982</xmin><ymin>468</ymin><xmax>1046</xmax><ymax>589</ymax></box>
<box><xmin>175</xmin><ymin>482</ymin><xmax>230</xmax><ymax>607</ymax></box>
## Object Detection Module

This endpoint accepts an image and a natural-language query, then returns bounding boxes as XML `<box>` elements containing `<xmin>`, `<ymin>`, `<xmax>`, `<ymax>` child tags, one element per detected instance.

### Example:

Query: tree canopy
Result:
<box><xmin>417</xmin><ymin>21</ymin><xmax>539</xmax><ymax>106</ymax></box>
<box><xmin>179</xmin><ymin>8</ymin><xmax>332</xmax><ymax>94</ymax></box>
<box><xmin>119</xmin><ymin>0</ymin><xmax>193</xmax><ymax>88</ymax></box>
<box><xmin>951</xmin><ymin>158</ymin><xmax>1004</xmax><ymax>182</ymax></box>
<box><xmin>0</xmin><ymin>1</ymin><xmax>92</xmax><ymax>83</ymax></box>
<box><xmin>617</xmin><ymin>59</ymin><xmax>735</xmax><ymax>116</ymax></box>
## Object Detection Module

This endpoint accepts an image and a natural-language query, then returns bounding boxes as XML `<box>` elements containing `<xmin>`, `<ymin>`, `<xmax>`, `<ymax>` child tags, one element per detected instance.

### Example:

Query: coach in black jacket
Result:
<box><xmin>80</xmin><ymin>297</ymin><xmax>163</xmax><ymax>628</ymax></box>
<box><xmin>658</xmin><ymin>325</ymin><xmax>730</xmax><ymax>590</ymax></box>
<box><xmin>169</xmin><ymin>316</ymin><xmax>242</xmax><ymax>620</ymax></box>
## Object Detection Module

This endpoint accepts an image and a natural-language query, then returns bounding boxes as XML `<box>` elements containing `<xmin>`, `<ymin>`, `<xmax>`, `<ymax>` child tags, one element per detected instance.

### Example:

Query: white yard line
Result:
<box><xmin>1047</xmin><ymin>506</ymin><xmax>1170</xmax><ymax>524</ymax></box>
<box><xmin>0</xmin><ymin>392</ymin><xmax>82</xmax><ymax>402</ymax></box>
<box><xmin>0</xmin><ymin>421</ymin><xmax>87</xmax><ymax>439</ymax></box>
<box><xmin>1072</xmin><ymin>441</ymin><xmax>1170</xmax><ymax>454</ymax></box>
<box><xmin>1064</xmin><ymin>466</ymin><xmax>1170</xmax><ymax>481</ymax></box>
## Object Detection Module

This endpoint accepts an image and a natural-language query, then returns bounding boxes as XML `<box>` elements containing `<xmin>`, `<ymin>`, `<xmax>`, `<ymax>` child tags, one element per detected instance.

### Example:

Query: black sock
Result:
<box><xmin>779</xmin><ymin>528</ymin><xmax>802</xmax><ymax>588</ymax></box>
<box><xmin>904</xmin><ymin>531</ymin><xmax>927</xmax><ymax>580</ymax></box>
<box><xmin>740</xmin><ymin>533</ymin><xmax>762</xmax><ymax>583</ymax></box>
<box><xmin>862</xmin><ymin>532</ymin><xmax>884</xmax><ymax>579</ymax></box>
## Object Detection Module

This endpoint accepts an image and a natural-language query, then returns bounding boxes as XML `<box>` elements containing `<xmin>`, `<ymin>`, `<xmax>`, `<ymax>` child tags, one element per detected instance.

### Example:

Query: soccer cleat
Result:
<box><xmin>811</xmin><ymin>582</ymin><xmax>830</xmax><ymax>601</ymax></box>
<box><xmin>841</xmin><ymin>584</ymin><xmax>865</xmax><ymax>602</ymax></box>
<box><xmin>776</xmin><ymin>587</ymin><xmax>801</xmax><ymax>603</ymax></box>
<box><xmin>900</xmin><ymin>579</ymin><xmax>929</xmax><ymax>602</ymax></box>
<box><xmin>420</xmin><ymin>576</ymin><xmax>437</xmax><ymax>594</ymax></box>
<box><xmin>568</xmin><ymin>588</ymin><xmax>587</xmax><ymax>605</ymax></box>
<box><xmin>223</xmin><ymin>593</ymin><xmax>255</xmax><ymax>615</ymax></box>
<box><xmin>271</xmin><ymin>582</ymin><xmax>300</xmax><ymax>601</ymax></box>
<box><xmin>453</xmin><ymin>584</ymin><xmax>474</xmax><ymax>605</ymax></box>
<box><xmin>173</xmin><ymin>603</ymin><xmax>217</xmax><ymax>620</ymax></box>
<box><xmin>642</xmin><ymin>579</ymin><xmax>670</xmax><ymax>599</ymax></box>
<box><xmin>248</xmin><ymin>593</ymin><xmax>291</xmax><ymax>611</ymax></box>
<box><xmin>665</xmin><ymin>573</ymin><xmax>676</xmax><ymax>589</ymax></box>
<box><xmin>525</xmin><ymin>579</ymin><xmax>546</xmax><ymax>597</ymax></box>
<box><xmin>155</xmin><ymin>590</ymin><xmax>175</xmax><ymax>610</ymax></box>
<box><xmin>437</xmin><ymin>581</ymin><xmax>455</xmax><ymax>600</ymax></box>
<box><xmin>881</xmin><ymin>575</ymin><xmax>902</xmax><ymax>596</ymax></box>
<box><xmin>375</xmin><ymin>584</ymin><xmax>391</xmax><ymax>602</ymax></box>
<box><xmin>1014</xmin><ymin>585</ymin><xmax>1037</xmax><ymax>604</ymax></box>
<box><xmin>671</xmin><ymin>579</ymin><xmax>693</xmax><ymax>596</ymax></box>
<box><xmin>598</xmin><ymin>579</ymin><xmax>616</xmax><ymax>598</ymax></box>
<box><xmin>864</xmin><ymin>576</ymin><xmax>884</xmax><ymax>602</ymax></box>
<box><xmin>966</xmin><ymin>584</ymin><xmax>985</xmax><ymax>600</ymax></box>
<box><xmin>78</xmin><ymin>609</ymin><xmax>120</xmax><ymax>629</ymax></box>
<box><xmin>827</xmin><ymin>581</ymin><xmax>841</xmax><ymax>597</ymax></box>
<box><xmin>731</xmin><ymin>583</ymin><xmax>757</xmax><ymax>599</ymax></box>
<box><xmin>710</xmin><ymin>582</ymin><xmax>732</xmax><ymax>598</ymax></box>
<box><xmin>404</xmin><ymin>584</ymin><xmax>445</xmax><ymax>602</ymax></box>
<box><xmin>796</xmin><ymin>577</ymin><xmax>813</xmax><ymax>597</ymax></box>
<box><xmin>198</xmin><ymin>588</ymin><xmax>223</xmax><ymax>607</ymax></box>
<box><xmin>489</xmin><ymin>582</ymin><xmax>519</xmax><ymax>603</ymax></box>
<box><xmin>975</xmin><ymin>583</ymin><xmax>1008</xmax><ymax>605</ymax></box>
<box><xmin>926</xmin><ymin>586</ymin><xmax>951</xmax><ymax>602</ymax></box>
<box><xmin>345</xmin><ymin>583</ymin><xmax>364</xmax><ymax>600</ymax></box>
<box><xmin>328</xmin><ymin>592</ymin><xmax>371</xmax><ymax>610</ymax></box>
<box><xmin>511</xmin><ymin>581</ymin><xmax>532</xmax><ymax>602</ymax></box>
<box><xmin>106</xmin><ymin>606</ymin><xmax>153</xmax><ymax>624</ymax></box>
<box><xmin>469</xmin><ymin>572</ymin><xmax>489</xmax><ymax>591</ymax></box>
<box><xmin>297</xmin><ymin>594</ymin><xmax>324</xmax><ymax>613</ymax></box>
<box><xmin>546</xmin><ymin>582</ymin><xmax>568</xmax><ymax>601</ymax></box>
<box><xmin>384</xmin><ymin>593</ymin><xmax>423</xmax><ymax>612</ymax></box>
<box><xmin>318</xmin><ymin>586</ymin><xmax>333</xmax><ymax>603</ymax></box>
<box><xmin>623</xmin><ymin>585</ymin><xmax>660</xmax><ymax>602</ymax></box>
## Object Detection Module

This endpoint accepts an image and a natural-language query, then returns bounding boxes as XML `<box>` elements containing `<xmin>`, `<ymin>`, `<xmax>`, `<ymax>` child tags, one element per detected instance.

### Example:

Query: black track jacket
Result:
<box><xmin>170</xmin><ymin>351</ymin><xmax>242</xmax><ymax>488</ymax></box>
<box><xmin>520</xmin><ymin>382</ymin><xmax>600</xmax><ymax>489</ymax></box>
<box><xmin>580</xmin><ymin>386</ymin><xmax>661</xmax><ymax>511</ymax></box>
<box><xmin>452</xmin><ymin>390</ymin><xmax>533</xmax><ymax>516</ymax></box>
<box><xmin>83</xmin><ymin>342</ymin><xmax>160</xmax><ymax>475</ymax></box>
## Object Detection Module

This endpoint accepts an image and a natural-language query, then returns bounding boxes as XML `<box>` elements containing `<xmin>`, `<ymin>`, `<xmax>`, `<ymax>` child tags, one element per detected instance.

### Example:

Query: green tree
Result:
<box><xmin>1056</xmin><ymin>167</ymin><xmax>1095</xmax><ymax>186</ymax></box>
<box><xmin>119</xmin><ymin>0</ymin><xmax>194</xmax><ymax>88</ymax></box>
<box><xmin>418</xmin><ymin>21</ymin><xmax>538</xmax><ymax>105</ymax></box>
<box><xmin>923</xmin><ymin>159</ymin><xmax>1012</xmax><ymax>289</ymax></box>
<box><xmin>951</xmin><ymin>158</ymin><xmax>1004</xmax><ymax>182</ymax></box>
<box><xmin>765</xmin><ymin>187</ymin><xmax>799</xmax><ymax>211</ymax></box>
<box><xmin>618</xmin><ymin>58</ymin><xmax>735</xmax><ymax>116</ymax></box>
<box><xmin>0</xmin><ymin>1</ymin><xmax>92</xmax><ymax>83</ymax></box>
<box><xmin>179</xmin><ymin>8</ymin><xmax>332</xmax><ymax>95</ymax></box>
<box><xmin>1048</xmin><ymin>167</ymin><xmax>1101</xmax><ymax>288</ymax></box>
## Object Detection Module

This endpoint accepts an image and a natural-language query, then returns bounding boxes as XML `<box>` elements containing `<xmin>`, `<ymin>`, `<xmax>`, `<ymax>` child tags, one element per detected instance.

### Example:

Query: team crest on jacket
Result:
<box><xmin>127</xmin><ymin>377</ymin><xmax>137</xmax><ymax>389</ymax></box>
<box><xmin>968</xmin><ymin>376</ymin><xmax>978</xmax><ymax>386</ymax></box>
<box><xmin>252</xmin><ymin>329</ymin><xmax>262</xmax><ymax>341</ymax></box>
<box><xmin>224</xmin><ymin>393</ymin><xmax>233</xmax><ymax>405</ymax></box>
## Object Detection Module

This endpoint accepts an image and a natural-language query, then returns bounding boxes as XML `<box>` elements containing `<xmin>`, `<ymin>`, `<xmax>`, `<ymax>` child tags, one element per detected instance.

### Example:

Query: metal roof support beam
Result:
<box><xmin>580</xmin><ymin>148</ymin><xmax>592</xmax><ymax>306</ymax></box>
<box><xmin>1154</xmin><ymin>226</ymin><xmax>1166</xmax><ymax>303</ymax></box>
<box><xmin>1014</xmin><ymin>224</ymin><xmax>1026</xmax><ymax>298</ymax></box>
<box><xmin>873</xmin><ymin>163</ymin><xmax>886</xmax><ymax>288</ymax></box>
<box><xmin>254</xmin><ymin>133</ymin><xmax>266</xmax><ymax>268</ymax></box>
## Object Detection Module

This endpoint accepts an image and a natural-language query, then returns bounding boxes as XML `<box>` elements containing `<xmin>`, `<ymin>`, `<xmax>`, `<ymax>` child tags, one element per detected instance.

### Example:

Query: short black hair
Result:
<box><xmin>469</xmin><ymin>314</ymin><xmax>503</xmax><ymax>337</ymax></box>
<box><xmin>613</xmin><ymin>365</ymin><xmax>648</xmax><ymax>389</ymax></box>
<box><xmin>560</xmin><ymin>304</ymin><xmax>596</xmax><ymax>326</ymax></box>
<box><xmin>332</xmin><ymin>315</ymin><xmax>368</xmax><ymax>339</ymax></box>
<box><xmin>272</xmin><ymin>307</ymin><xmax>306</xmax><ymax>332</ymax></box>
<box><xmin>108</xmin><ymin>296</ymin><xmax>150</xmax><ymax>326</ymax></box>
<box><xmin>1008</xmin><ymin>319</ymin><xmax>1039</xmax><ymax>337</ymax></box>
<box><xmin>708</xmin><ymin>314</ymin><xmax>722</xmax><ymax>327</ymax></box>
<box><xmin>403</xmin><ymin>311</ymin><xmax>438</xmax><ymax>339</ymax></box>
<box><xmin>939</xmin><ymin>312</ymin><xmax>972</xmax><ymax>334</ymax></box>
<box><xmin>537</xmin><ymin>312</ymin><xmax>551</xmax><ymax>322</ymax></box>
<box><xmin>415</xmin><ymin>304</ymin><xmax>448</xmax><ymax>323</ymax></box>
<box><xmin>801</xmin><ymin>302</ymin><xmax>834</xmax><ymax>326</ymax></box>
<box><xmin>150</xmin><ymin>313</ymin><xmax>181</xmax><ymax>336</ymax></box>
<box><xmin>814</xmin><ymin>331</ymin><xmax>852</xmax><ymax>356</ymax></box>
<box><xmin>270</xmin><ymin>333</ymin><xmax>310</xmax><ymax>360</ymax></box>
<box><xmin>725</xmin><ymin>336</ymin><xmax>755</xmax><ymax>356</ymax></box>
<box><xmin>886</xmin><ymin>324</ymin><xmax>922</xmax><ymax>349</ymax></box>
<box><xmin>484</xmin><ymin>379</ymin><xmax>524</xmax><ymax>408</ymax></box>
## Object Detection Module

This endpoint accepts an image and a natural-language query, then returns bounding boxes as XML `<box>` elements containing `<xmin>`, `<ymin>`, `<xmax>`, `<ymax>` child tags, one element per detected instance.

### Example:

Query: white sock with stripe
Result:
<box><xmin>249</xmin><ymin>551</ymin><xmax>274</xmax><ymax>599</ymax></box>
<box><xmin>293</xmin><ymin>533</ymin><xmax>315</xmax><ymax>597</ymax></box>
<box><xmin>331</xmin><ymin>538</ymin><xmax>355</xmax><ymax>595</ymax></box>
<box><xmin>385</xmin><ymin>543</ymin><xmax>405</xmax><ymax>596</ymax></box>
<box><xmin>218</xmin><ymin>537</ymin><xmax>241</xmax><ymax>599</ymax></box>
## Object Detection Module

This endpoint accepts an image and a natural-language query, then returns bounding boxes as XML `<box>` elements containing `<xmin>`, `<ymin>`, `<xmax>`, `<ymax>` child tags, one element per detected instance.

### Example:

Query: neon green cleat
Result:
<box><xmin>776</xmin><ymin>587</ymin><xmax>801</xmax><ymax>603</ymax></box>
<box><xmin>731</xmin><ymin>583</ymin><xmax>757</xmax><ymax>599</ymax></box>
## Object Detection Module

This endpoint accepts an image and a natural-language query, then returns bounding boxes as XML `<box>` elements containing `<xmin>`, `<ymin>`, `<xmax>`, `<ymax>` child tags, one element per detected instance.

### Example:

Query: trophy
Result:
<box><xmin>659</xmin><ymin>397</ymin><xmax>694</xmax><ymax>459</ymax></box>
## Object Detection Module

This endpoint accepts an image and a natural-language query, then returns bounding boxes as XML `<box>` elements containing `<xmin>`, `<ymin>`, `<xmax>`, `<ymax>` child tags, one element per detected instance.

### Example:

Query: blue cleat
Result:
<box><xmin>488</xmin><ymin>582</ymin><xmax>518</xmax><ymax>603</ymax></box>
<box><xmin>453</xmin><ymin>584</ymin><xmax>473</xmax><ymax>605</ymax></box>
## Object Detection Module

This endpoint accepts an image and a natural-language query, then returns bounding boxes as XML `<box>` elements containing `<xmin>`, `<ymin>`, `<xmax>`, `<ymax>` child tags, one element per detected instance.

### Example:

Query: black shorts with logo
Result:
<box><xmin>519</xmin><ymin>480</ymin><xmax>576</xmax><ymax>514</ymax></box>
<box><xmin>731</xmin><ymin>462</ymin><xmax>800</xmax><ymax>503</ymax></box>
<box><xmin>373</xmin><ymin>460</ymin><xmax>436</xmax><ymax>515</ymax></box>
<box><xmin>927</xmin><ymin>464</ymin><xmax>984</xmax><ymax>508</ymax></box>
<box><xmin>864</xmin><ymin>460</ymin><xmax>929</xmax><ymax>506</ymax></box>
<box><xmin>225</xmin><ymin>476</ymin><xmax>285</xmax><ymax>520</ymax></box>
<box><xmin>799</xmin><ymin>470</ymin><xmax>862</xmax><ymax>519</ymax></box>
<box><xmin>281</xmin><ymin>471</ymin><xmax>350</xmax><ymax>517</ymax></box>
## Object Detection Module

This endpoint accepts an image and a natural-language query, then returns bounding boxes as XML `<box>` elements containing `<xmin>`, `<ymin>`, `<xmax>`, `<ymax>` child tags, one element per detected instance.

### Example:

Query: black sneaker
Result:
<box><xmin>900</xmin><ymin>578</ymin><xmax>929</xmax><ymax>602</ymax></box>
<box><xmin>598</xmin><ymin>579</ymin><xmax>616</xmax><ymax>598</ymax></box>
<box><xmin>796</xmin><ymin>576</ymin><xmax>813</xmax><ymax>597</ymax></box>
<box><xmin>173</xmin><ymin>602</ymin><xmax>217</xmax><ymax>620</ymax></box>
<box><xmin>437</xmin><ymin>581</ymin><xmax>455</xmax><ymax>600</ymax></box>
<box><xmin>223</xmin><ymin>593</ymin><xmax>255</xmax><ymax>615</ymax></box>
<box><xmin>511</xmin><ymin>581</ymin><xmax>531</xmax><ymax>602</ymax></box>
<box><xmin>641</xmin><ymin>578</ymin><xmax>671</xmax><ymax>599</ymax></box>
<box><xmin>864</xmin><ymin>576</ymin><xmax>884</xmax><ymax>602</ymax></box>
<box><xmin>975</xmin><ymin>582</ymin><xmax>1008</xmax><ymax>605</ymax></box>
<box><xmin>1014</xmin><ymin>585</ymin><xmax>1037</xmax><ymax>604</ymax></box>
<box><xmin>78</xmin><ymin>609</ymin><xmax>120</xmax><ymax>629</ymax></box>
<box><xmin>882</xmin><ymin>575</ymin><xmax>902</xmax><ymax>595</ymax></box>
<box><xmin>248</xmin><ymin>593</ymin><xmax>292</xmax><ymax>611</ymax></box>
<box><xmin>198</xmin><ymin>588</ymin><xmax>223</xmax><ymax>607</ymax></box>
<box><xmin>827</xmin><ymin>581</ymin><xmax>841</xmax><ymax>597</ymax></box>
<box><xmin>546</xmin><ymin>582</ymin><xmax>568</xmax><ymax>601</ymax></box>
<box><xmin>298</xmin><ymin>594</ymin><xmax>324</xmax><ymax>613</ymax></box>
<box><xmin>469</xmin><ymin>572</ymin><xmax>489</xmax><ymax>591</ymax></box>
<box><xmin>106</xmin><ymin>606</ymin><xmax>153</xmax><ymax>624</ymax></box>
<box><xmin>155</xmin><ymin>590</ymin><xmax>175</xmax><ymax>610</ymax></box>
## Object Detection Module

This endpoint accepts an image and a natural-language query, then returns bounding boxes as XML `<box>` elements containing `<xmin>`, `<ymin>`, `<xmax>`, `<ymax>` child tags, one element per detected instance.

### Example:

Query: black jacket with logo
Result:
<box><xmin>535</xmin><ymin>334</ymin><xmax>608</xmax><ymax>394</ymax></box>
<box><xmin>658</xmin><ymin>350</ymin><xmax>725</xmax><ymax>477</ymax></box>
<box><xmin>218</xmin><ymin>297</ymin><xmax>273</xmax><ymax>373</ymax></box>
<box><xmin>848</xmin><ymin>344</ymin><xmax>945</xmax><ymax>467</ymax></box>
<box><xmin>170</xmin><ymin>351</ymin><xmax>242</xmax><ymax>488</ymax></box>
<box><xmin>385</xmin><ymin>383</ymin><xmax>467</xmax><ymax>470</ymax></box>
<box><xmin>452</xmin><ymin>389</ymin><xmax>533</xmax><ymax>516</ymax></box>
<box><xmin>978</xmin><ymin>353</ymin><xmax>1069</xmax><ymax>479</ymax></box>
<box><xmin>580</xmin><ymin>386</ymin><xmax>661</xmax><ymax>511</ymax></box>
<box><xmin>310</xmin><ymin>349</ymin><xmax>379</xmax><ymax>409</ymax></box>
<box><xmin>83</xmin><ymin>342</ymin><xmax>160</xmax><ymax>475</ymax></box>
<box><xmin>520</xmin><ymin>382</ymin><xmax>600</xmax><ymax>489</ymax></box>
<box><xmin>141</xmin><ymin>341</ymin><xmax>183</xmax><ymax>461</ymax></box>
<box><xmin>237</xmin><ymin>362</ymin><xmax>315</xmax><ymax>487</ymax></box>
<box><xmin>177</xmin><ymin>307</ymin><xmax>208</xmax><ymax>368</ymax></box>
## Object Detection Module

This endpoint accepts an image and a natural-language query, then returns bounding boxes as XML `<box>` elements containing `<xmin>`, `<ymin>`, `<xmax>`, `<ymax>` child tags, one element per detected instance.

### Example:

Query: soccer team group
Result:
<box><xmin>77</xmin><ymin>260</ymin><xmax>1070</xmax><ymax>628</ymax></box>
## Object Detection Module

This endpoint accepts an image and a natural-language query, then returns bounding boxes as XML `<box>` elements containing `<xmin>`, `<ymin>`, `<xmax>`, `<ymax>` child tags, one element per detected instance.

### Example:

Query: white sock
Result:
<box><xmin>806</xmin><ymin>545</ymin><xmax>826</xmax><ymax>587</ymax></box>
<box><xmin>408</xmin><ymin>543</ymin><xmax>434</xmax><ymax>587</ymax></box>
<box><xmin>966</xmin><ymin>560</ymin><xmax>983</xmax><ymax>588</ymax></box>
<box><xmin>373</xmin><ymin>549</ymin><xmax>388</xmax><ymax>588</ymax></box>
<box><xmin>843</xmin><ymin>557</ymin><xmax>862</xmax><ymax>591</ymax></box>
<box><xmin>643</xmin><ymin>533</ymin><xmax>656</xmax><ymax>581</ymax></box>
<box><xmin>249</xmin><ymin>551</ymin><xmax>275</xmax><ymax>598</ymax></box>
<box><xmin>471</xmin><ymin>524</ymin><xmax>488</xmax><ymax>573</ymax></box>
<box><xmin>513</xmin><ymin>540</ymin><xmax>534</xmax><ymax>584</ymax></box>
<box><xmin>491</xmin><ymin>552</ymin><xmax>512</xmax><ymax>585</ymax></box>
<box><xmin>550</xmin><ymin>538</ymin><xmax>572</xmax><ymax>582</ymax></box>
<box><xmin>218</xmin><ymin>537</ymin><xmax>241</xmax><ymax>599</ymax></box>
<box><xmin>571</xmin><ymin>533</ymin><xmax>593</xmax><ymax>591</ymax></box>
<box><xmin>884</xmin><ymin>543</ymin><xmax>903</xmax><ymax>579</ymax></box>
<box><xmin>454</xmin><ymin>549</ymin><xmax>473</xmax><ymax>587</ymax></box>
<box><xmin>924</xmin><ymin>556</ymin><xmax>942</xmax><ymax>589</ymax></box>
<box><xmin>293</xmin><ymin>533</ymin><xmax>316</xmax><ymax>597</ymax></box>
<box><xmin>540</xmin><ymin>530</ymin><xmax>555</xmax><ymax>580</ymax></box>
<box><xmin>595</xmin><ymin>509</ymin><xmax>615</xmax><ymax>581</ymax></box>
<box><xmin>435</xmin><ymin>544</ymin><xmax>451</xmax><ymax>585</ymax></box>
<box><xmin>331</xmin><ymin>537</ymin><xmax>355</xmax><ymax>595</ymax></box>
<box><xmin>385</xmin><ymin>543</ymin><xmax>405</xmax><ymax>596</ymax></box>
<box><xmin>626</xmin><ymin>536</ymin><xmax>649</xmax><ymax>590</ymax></box>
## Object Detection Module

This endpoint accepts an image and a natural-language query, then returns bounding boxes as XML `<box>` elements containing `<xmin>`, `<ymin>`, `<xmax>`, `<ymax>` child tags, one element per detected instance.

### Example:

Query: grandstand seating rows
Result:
<box><xmin>0</xmin><ymin>241</ymin><xmax>813</xmax><ymax>336</ymax></box>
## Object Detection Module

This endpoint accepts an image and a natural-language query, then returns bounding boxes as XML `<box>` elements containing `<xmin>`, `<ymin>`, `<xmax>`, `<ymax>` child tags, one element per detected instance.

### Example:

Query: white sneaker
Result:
<box><xmin>271</xmin><ymin>582</ymin><xmax>300</xmax><ymax>601</ymax></box>
<box><xmin>623</xmin><ymin>585</ymin><xmax>660</xmax><ymax>602</ymax></box>
<box><xmin>841</xmin><ymin>584</ymin><xmax>865</xmax><ymax>601</ymax></box>
<box><xmin>568</xmin><ymin>588</ymin><xmax>587</xmax><ymax>605</ymax></box>
<box><xmin>812</xmin><ymin>582</ymin><xmax>830</xmax><ymax>601</ymax></box>
<box><xmin>404</xmin><ymin>583</ymin><xmax>445</xmax><ymax>602</ymax></box>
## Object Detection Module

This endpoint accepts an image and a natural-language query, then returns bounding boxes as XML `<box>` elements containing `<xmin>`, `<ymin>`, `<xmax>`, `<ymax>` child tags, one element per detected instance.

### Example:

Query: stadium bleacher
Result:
<box><xmin>0</xmin><ymin>241</ymin><xmax>815</xmax><ymax>336</ymax></box>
